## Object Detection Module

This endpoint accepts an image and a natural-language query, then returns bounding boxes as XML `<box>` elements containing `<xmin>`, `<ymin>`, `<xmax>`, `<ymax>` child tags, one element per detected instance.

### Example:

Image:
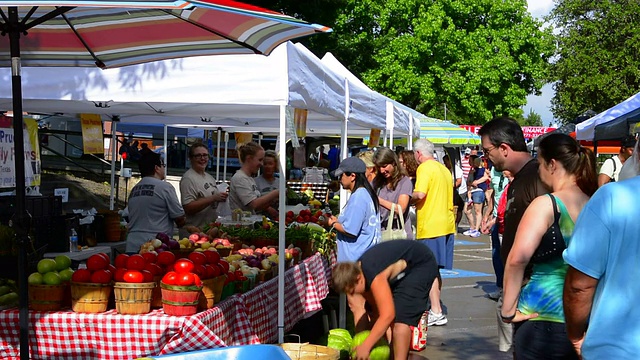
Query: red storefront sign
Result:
<box><xmin>460</xmin><ymin>125</ymin><xmax>556</xmax><ymax>139</ymax></box>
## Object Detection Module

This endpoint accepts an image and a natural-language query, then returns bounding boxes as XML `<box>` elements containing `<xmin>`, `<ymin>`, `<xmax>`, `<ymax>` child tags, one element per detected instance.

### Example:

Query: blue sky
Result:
<box><xmin>525</xmin><ymin>0</ymin><xmax>556</xmax><ymax>126</ymax></box>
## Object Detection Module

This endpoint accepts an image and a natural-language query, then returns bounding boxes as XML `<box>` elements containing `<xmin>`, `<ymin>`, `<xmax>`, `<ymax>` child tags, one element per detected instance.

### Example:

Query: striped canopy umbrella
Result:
<box><xmin>0</xmin><ymin>2</ymin><xmax>329</xmax><ymax>357</ymax></box>
<box><xmin>0</xmin><ymin>0</ymin><xmax>331</xmax><ymax>68</ymax></box>
<box><xmin>420</xmin><ymin>118</ymin><xmax>481</xmax><ymax>145</ymax></box>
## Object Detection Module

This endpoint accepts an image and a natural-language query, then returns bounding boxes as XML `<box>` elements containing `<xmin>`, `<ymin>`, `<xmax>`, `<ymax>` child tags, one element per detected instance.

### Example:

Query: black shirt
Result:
<box><xmin>501</xmin><ymin>159</ymin><xmax>549</xmax><ymax>266</ymax></box>
<box><xmin>359</xmin><ymin>240</ymin><xmax>436</xmax><ymax>290</ymax></box>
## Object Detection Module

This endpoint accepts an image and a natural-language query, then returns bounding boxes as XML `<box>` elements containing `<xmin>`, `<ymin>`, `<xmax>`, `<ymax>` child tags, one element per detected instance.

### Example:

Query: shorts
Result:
<box><xmin>391</xmin><ymin>260</ymin><xmax>438</xmax><ymax>326</ymax></box>
<box><xmin>471</xmin><ymin>190</ymin><xmax>485</xmax><ymax>204</ymax></box>
<box><xmin>419</xmin><ymin>234</ymin><xmax>454</xmax><ymax>270</ymax></box>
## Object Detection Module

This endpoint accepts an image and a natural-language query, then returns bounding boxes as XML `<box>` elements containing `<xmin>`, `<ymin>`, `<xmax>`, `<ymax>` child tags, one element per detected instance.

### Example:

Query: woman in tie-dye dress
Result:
<box><xmin>501</xmin><ymin>134</ymin><xmax>598</xmax><ymax>360</ymax></box>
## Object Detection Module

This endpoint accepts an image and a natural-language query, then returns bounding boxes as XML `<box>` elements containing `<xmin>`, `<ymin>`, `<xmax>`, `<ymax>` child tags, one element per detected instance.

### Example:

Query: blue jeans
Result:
<box><xmin>491</xmin><ymin>224</ymin><xmax>504</xmax><ymax>288</ymax></box>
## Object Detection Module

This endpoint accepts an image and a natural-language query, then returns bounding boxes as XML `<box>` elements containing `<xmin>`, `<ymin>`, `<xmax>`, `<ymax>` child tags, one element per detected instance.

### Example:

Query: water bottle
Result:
<box><xmin>69</xmin><ymin>228</ymin><xmax>79</xmax><ymax>252</ymax></box>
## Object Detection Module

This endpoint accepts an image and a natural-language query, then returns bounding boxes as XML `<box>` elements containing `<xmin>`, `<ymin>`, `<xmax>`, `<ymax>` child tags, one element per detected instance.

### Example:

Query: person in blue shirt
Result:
<box><xmin>326</xmin><ymin>156</ymin><xmax>381</xmax><ymax>334</ymax></box>
<box><xmin>326</xmin><ymin>157</ymin><xmax>381</xmax><ymax>262</ymax></box>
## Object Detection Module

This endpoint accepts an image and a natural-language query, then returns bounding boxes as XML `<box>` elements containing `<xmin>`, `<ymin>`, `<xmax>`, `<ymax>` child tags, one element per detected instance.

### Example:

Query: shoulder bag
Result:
<box><xmin>381</xmin><ymin>204</ymin><xmax>407</xmax><ymax>241</ymax></box>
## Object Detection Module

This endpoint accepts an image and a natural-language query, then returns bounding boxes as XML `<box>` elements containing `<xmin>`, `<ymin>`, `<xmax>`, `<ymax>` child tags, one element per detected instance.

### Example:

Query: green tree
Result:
<box><xmin>247</xmin><ymin>0</ymin><xmax>553</xmax><ymax>124</ymax></box>
<box><xmin>549</xmin><ymin>0</ymin><xmax>640</xmax><ymax>123</ymax></box>
<box><xmin>522</xmin><ymin>108</ymin><xmax>543</xmax><ymax>126</ymax></box>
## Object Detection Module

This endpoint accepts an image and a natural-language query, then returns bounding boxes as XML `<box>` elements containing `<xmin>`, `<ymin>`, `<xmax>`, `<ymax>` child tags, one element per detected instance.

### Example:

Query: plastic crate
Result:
<box><xmin>0</xmin><ymin>195</ymin><xmax>63</xmax><ymax>219</ymax></box>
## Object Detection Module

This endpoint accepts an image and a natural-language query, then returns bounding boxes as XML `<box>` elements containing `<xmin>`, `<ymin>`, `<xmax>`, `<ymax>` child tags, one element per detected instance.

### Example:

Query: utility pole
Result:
<box><xmin>444</xmin><ymin>103</ymin><xmax>447</xmax><ymax>121</ymax></box>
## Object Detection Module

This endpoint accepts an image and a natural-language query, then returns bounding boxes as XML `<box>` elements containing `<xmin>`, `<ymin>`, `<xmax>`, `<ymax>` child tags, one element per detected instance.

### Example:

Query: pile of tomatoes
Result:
<box><xmin>161</xmin><ymin>250</ymin><xmax>230</xmax><ymax>287</ymax></box>
<box><xmin>110</xmin><ymin>252</ymin><xmax>166</xmax><ymax>284</ymax></box>
<box><xmin>71</xmin><ymin>253</ymin><xmax>115</xmax><ymax>284</ymax></box>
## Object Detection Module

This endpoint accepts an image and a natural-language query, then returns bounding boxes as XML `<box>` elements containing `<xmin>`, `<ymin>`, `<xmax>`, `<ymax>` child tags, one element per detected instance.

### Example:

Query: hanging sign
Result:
<box><xmin>80</xmin><ymin>114</ymin><xmax>104</xmax><ymax>154</ymax></box>
<box><xmin>234</xmin><ymin>133</ymin><xmax>253</xmax><ymax>147</ymax></box>
<box><xmin>0</xmin><ymin>115</ymin><xmax>41</xmax><ymax>187</ymax></box>
<box><xmin>294</xmin><ymin>108</ymin><xmax>308</xmax><ymax>138</ymax></box>
<box><xmin>368</xmin><ymin>129</ymin><xmax>381</xmax><ymax>148</ymax></box>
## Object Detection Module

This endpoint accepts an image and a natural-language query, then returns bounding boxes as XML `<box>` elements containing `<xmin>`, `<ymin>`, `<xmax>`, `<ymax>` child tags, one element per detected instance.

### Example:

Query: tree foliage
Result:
<box><xmin>246</xmin><ymin>0</ymin><xmax>553</xmax><ymax>124</ymax></box>
<box><xmin>549</xmin><ymin>0</ymin><xmax>640</xmax><ymax>123</ymax></box>
<box><xmin>522</xmin><ymin>108</ymin><xmax>543</xmax><ymax>126</ymax></box>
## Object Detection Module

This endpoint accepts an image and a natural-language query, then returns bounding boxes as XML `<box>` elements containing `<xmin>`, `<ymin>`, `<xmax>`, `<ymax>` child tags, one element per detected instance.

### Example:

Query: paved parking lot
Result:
<box><xmin>412</xmin><ymin>232</ymin><xmax>513</xmax><ymax>360</ymax></box>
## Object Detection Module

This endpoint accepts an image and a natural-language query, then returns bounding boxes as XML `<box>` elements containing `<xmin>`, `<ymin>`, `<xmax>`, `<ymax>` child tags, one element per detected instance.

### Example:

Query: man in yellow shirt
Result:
<box><xmin>412</xmin><ymin>139</ymin><xmax>456</xmax><ymax>326</ymax></box>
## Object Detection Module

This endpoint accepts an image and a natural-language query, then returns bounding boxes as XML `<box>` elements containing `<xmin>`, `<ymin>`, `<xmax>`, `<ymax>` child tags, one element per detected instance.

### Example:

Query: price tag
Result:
<box><xmin>54</xmin><ymin>188</ymin><xmax>69</xmax><ymax>203</ymax></box>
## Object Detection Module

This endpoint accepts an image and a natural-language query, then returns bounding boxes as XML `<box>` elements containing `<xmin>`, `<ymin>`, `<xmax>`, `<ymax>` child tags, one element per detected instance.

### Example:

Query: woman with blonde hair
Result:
<box><xmin>228</xmin><ymin>142</ymin><xmax>279</xmax><ymax>217</ymax></box>
<box><xmin>501</xmin><ymin>133</ymin><xmax>597</xmax><ymax>359</ymax></box>
<box><xmin>357</xmin><ymin>150</ymin><xmax>377</xmax><ymax>184</ymax></box>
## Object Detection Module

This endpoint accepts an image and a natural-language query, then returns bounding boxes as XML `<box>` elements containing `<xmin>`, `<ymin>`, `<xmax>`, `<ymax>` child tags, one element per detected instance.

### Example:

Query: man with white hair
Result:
<box><xmin>411</xmin><ymin>139</ymin><xmax>456</xmax><ymax>326</ymax></box>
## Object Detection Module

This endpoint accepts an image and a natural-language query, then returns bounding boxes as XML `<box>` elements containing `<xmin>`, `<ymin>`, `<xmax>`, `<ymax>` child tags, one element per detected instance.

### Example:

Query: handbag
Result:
<box><xmin>381</xmin><ymin>204</ymin><xmax>407</xmax><ymax>241</ymax></box>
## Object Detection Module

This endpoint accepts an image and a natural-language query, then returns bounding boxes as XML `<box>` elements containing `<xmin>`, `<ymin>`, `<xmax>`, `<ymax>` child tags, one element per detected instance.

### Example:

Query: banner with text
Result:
<box><xmin>80</xmin><ymin>114</ymin><xmax>104</xmax><ymax>154</ymax></box>
<box><xmin>0</xmin><ymin>115</ymin><xmax>41</xmax><ymax>188</ymax></box>
<box><xmin>460</xmin><ymin>125</ymin><xmax>556</xmax><ymax>139</ymax></box>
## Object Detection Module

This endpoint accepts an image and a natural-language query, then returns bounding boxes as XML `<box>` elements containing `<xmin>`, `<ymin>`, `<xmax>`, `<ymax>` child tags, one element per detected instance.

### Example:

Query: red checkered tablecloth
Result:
<box><xmin>0</xmin><ymin>254</ymin><xmax>330</xmax><ymax>360</ymax></box>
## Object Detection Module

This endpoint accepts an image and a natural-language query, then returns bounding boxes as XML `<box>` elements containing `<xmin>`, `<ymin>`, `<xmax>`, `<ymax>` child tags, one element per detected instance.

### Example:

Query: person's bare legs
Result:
<box><xmin>429</xmin><ymin>276</ymin><xmax>442</xmax><ymax>313</ymax></box>
<box><xmin>392</xmin><ymin>322</ymin><xmax>411</xmax><ymax>360</ymax></box>
<box><xmin>474</xmin><ymin>202</ymin><xmax>483</xmax><ymax>230</ymax></box>
<box><xmin>464</xmin><ymin>202</ymin><xmax>475</xmax><ymax>231</ymax></box>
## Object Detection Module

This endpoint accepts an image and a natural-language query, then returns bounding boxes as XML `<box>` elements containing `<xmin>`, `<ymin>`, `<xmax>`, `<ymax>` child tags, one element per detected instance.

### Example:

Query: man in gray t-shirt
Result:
<box><xmin>126</xmin><ymin>152</ymin><xmax>185</xmax><ymax>253</ymax></box>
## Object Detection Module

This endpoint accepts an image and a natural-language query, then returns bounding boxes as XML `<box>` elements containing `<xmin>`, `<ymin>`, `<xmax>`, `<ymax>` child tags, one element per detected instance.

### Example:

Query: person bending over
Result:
<box><xmin>333</xmin><ymin>240</ymin><xmax>438</xmax><ymax>360</ymax></box>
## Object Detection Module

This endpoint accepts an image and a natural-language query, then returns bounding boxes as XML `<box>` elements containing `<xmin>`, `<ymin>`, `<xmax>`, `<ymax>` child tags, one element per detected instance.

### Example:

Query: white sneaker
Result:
<box><xmin>470</xmin><ymin>229</ymin><xmax>482</xmax><ymax>238</ymax></box>
<box><xmin>462</xmin><ymin>229</ymin><xmax>474</xmax><ymax>236</ymax></box>
<box><xmin>427</xmin><ymin>311</ymin><xmax>448</xmax><ymax>326</ymax></box>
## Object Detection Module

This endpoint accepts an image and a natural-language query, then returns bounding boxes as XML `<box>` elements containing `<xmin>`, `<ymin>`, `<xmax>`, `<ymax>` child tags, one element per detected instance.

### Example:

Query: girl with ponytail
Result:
<box><xmin>501</xmin><ymin>133</ymin><xmax>596</xmax><ymax>360</ymax></box>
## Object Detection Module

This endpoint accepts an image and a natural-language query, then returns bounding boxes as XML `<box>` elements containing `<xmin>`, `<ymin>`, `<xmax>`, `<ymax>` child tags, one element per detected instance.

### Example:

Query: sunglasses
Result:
<box><xmin>192</xmin><ymin>154</ymin><xmax>209</xmax><ymax>159</ymax></box>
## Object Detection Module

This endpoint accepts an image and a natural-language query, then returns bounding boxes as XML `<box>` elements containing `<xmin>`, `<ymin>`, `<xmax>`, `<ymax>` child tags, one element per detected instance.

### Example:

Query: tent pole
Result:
<box><xmin>277</xmin><ymin>105</ymin><xmax>287</xmax><ymax>343</ymax></box>
<box><xmin>216</xmin><ymin>128</ymin><xmax>221</xmax><ymax>181</ymax></box>
<box><xmin>109</xmin><ymin>118</ymin><xmax>119</xmax><ymax>211</ymax></box>
<box><xmin>223</xmin><ymin>132</ymin><xmax>229</xmax><ymax>181</ymax></box>
<box><xmin>408</xmin><ymin>114</ymin><xmax>414</xmax><ymax>150</ymax></box>
<box><xmin>163</xmin><ymin>125</ymin><xmax>168</xmax><ymax>167</ymax></box>
<box><xmin>8</xmin><ymin>7</ymin><xmax>31</xmax><ymax>359</ymax></box>
<box><xmin>338</xmin><ymin>79</ymin><xmax>350</xmax><ymax>330</ymax></box>
<box><xmin>386</xmin><ymin>101</ymin><xmax>394</xmax><ymax>150</ymax></box>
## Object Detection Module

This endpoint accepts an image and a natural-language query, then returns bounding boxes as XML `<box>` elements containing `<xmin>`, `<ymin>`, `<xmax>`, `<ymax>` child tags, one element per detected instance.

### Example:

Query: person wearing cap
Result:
<box><xmin>357</xmin><ymin>150</ymin><xmax>378</xmax><ymax>184</ymax></box>
<box><xmin>326</xmin><ymin>157</ymin><xmax>381</xmax><ymax>262</ymax></box>
<box><xmin>597</xmin><ymin>135</ymin><xmax>637</xmax><ymax>187</ymax></box>
<box><xmin>326</xmin><ymin>156</ymin><xmax>381</xmax><ymax>335</ymax></box>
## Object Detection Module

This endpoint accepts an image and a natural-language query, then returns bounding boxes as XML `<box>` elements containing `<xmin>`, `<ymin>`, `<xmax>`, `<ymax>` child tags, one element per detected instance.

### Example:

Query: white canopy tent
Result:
<box><xmin>0</xmin><ymin>41</ymin><xmax>391</xmax><ymax>342</ymax></box>
<box><xmin>576</xmin><ymin>90</ymin><xmax>640</xmax><ymax>141</ymax></box>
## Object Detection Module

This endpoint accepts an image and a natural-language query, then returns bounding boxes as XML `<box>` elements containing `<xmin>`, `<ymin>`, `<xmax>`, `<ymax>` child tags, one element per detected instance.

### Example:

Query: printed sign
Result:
<box><xmin>0</xmin><ymin>115</ymin><xmax>41</xmax><ymax>188</ymax></box>
<box><xmin>54</xmin><ymin>188</ymin><xmax>69</xmax><ymax>203</ymax></box>
<box><xmin>460</xmin><ymin>125</ymin><xmax>556</xmax><ymax>139</ymax></box>
<box><xmin>80</xmin><ymin>114</ymin><xmax>104</xmax><ymax>154</ymax></box>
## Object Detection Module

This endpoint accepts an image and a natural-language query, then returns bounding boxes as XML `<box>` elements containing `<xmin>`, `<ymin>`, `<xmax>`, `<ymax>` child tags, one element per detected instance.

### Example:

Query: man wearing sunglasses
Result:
<box><xmin>126</xmin><ymin>151</ymin><xmax>185</xmax><ymax>253</ymax></box>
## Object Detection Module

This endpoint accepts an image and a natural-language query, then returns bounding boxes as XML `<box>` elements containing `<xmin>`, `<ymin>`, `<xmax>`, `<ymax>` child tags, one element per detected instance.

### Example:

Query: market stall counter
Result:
<box><xmin>0</xmin><ymin>254</ymin><xmax>330</xmax><ymax>360</ymax></box>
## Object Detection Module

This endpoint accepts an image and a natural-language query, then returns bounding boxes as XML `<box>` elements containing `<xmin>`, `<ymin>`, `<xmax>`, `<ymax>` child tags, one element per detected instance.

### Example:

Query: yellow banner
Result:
<box><xmin>80</xmin><ymin>114</ymin><xmax>104</xmax><ymax>154</ymax></box>
<box><xmin>294</xmin><ymin>108</ymin><xmax>308</xmax><ymax>138</ymax></box>
<box><xmin>234</xmin><ymin>133</ymin><xmax>253</xmax><ymax>147</ymax></box>
<box><xmin>368</xmin><ymin>129</ymin><xmax>381</xmax><ymax>148</ymax></box>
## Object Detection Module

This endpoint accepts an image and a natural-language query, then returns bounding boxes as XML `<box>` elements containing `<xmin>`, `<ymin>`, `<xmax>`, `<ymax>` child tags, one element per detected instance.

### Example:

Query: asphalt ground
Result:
<box><xmin>411</xmin><ymin>230</ymin><xmax>513</xmax><ymax>360</ymax></box>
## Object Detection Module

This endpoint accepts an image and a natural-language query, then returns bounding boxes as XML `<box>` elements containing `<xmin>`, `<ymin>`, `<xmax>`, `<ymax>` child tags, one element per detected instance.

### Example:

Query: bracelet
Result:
<box><xmin>501</xmin><ymin>313</ymin><xmax>516</xmax><ymax>322</ymax></box>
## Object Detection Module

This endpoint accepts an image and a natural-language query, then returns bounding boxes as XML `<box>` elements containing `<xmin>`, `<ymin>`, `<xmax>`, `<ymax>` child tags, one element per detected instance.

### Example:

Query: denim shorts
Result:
<box><xmin>471</xmin><ymin>191</ymin><xmax>485</xmax><ymax>204</ymax></box>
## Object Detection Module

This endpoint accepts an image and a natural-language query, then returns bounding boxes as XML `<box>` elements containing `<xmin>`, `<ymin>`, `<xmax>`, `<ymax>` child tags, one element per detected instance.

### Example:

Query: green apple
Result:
<box><xmin>37</xmin><ymin>259</ymin><xmax>57</xmax><ymax>274</ymax></box>
<box><xmin>28</xmin><ymin>272</ymin><xmax>43</xmax><ymax>285</ymax></box>
<box><xmin>54</xmin><ymin>255</ymin><xmax>72</xmax><ymax>271</ymax></box>
<box><xmin>42</xmin><ymin>272</ymin><xmax>62</xmax><ymax>285</ymax></box>
<box><xmin>59</xmin><ymin>268</ymin><xmax>74</xmax><ymax>282</ymax></box>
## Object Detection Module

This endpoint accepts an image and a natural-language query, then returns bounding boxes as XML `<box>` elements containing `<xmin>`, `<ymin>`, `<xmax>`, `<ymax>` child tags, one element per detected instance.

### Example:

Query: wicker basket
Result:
<box><xmin>160</xmin><ymin>282</ymin><xmax>202</xmax><ymax>316</ymax></box>
<box><xmin>279</xmin><ymin>343</ymin><xmax>339</xmax><ymax>360</ymax></box>
<box><xmin>29</xmin><ymin>283</ymin><xmax>67</xmax><ymax>311</ymax></box>
<box><xmin>150</xmin><ymin>275</ymin><xmax>163</xmax><ymax>309</ymax></box>
<box><xmin>198</xmin><ymin>275</ymin><xmax>227</xmax><ymax>310</ymax></box>
<box><xmin>70</xmin><ymin>281</ymin><xmax>113</xmax><ymax>313</ymax></box>
<box><xmin>113</xmin><ymin>282</ymin><xmax>155</xmax><ymax>315</ymax></box>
